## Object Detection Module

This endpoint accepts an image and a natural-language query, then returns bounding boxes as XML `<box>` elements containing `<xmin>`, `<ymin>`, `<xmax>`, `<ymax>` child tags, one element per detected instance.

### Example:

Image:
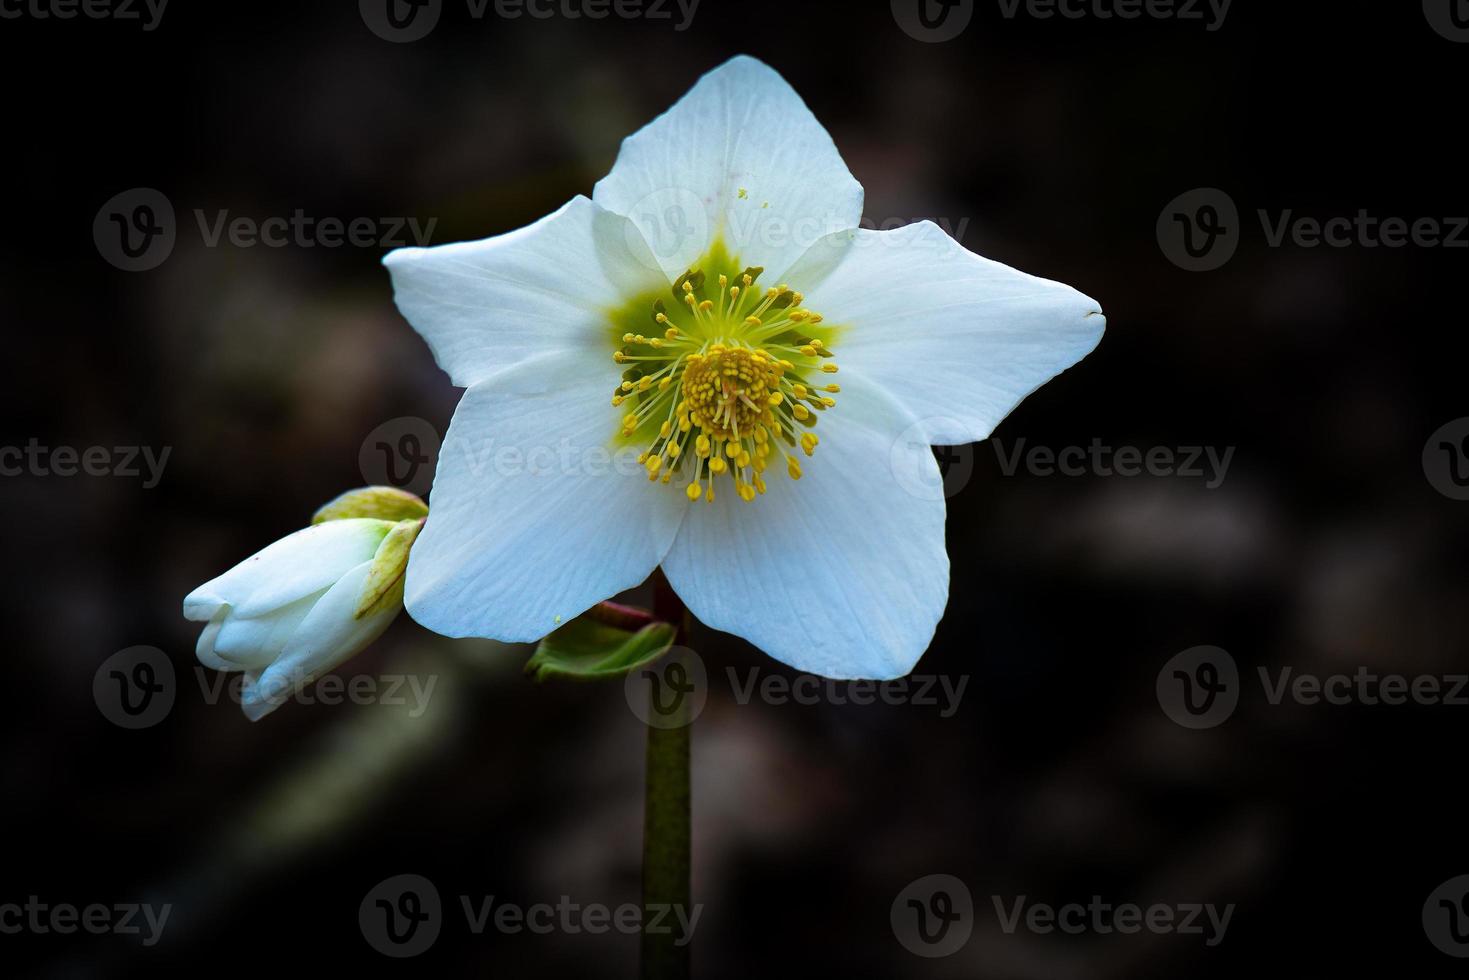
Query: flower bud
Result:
<box><xmin>183</xmin><ymin>491</ymin><xmax>426</xmax><ymax>721</ymax></box>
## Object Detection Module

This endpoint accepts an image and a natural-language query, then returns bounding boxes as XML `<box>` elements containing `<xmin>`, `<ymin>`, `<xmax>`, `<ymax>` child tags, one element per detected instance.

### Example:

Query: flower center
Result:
<box><xmin>610</xmin><ymin>265</ymin><xmax>840</xmax><ymax>503</ymax></box>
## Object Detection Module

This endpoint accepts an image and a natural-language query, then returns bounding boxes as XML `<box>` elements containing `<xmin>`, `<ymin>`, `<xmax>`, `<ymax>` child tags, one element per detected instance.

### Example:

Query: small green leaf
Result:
<box><xmin>525</xmin><ymin>617</ymin><xmax>677</xmax><ymax>683</ymax></box>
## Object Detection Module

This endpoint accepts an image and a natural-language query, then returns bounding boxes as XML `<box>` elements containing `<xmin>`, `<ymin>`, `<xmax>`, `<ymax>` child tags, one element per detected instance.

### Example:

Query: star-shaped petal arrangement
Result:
<box><xmin>384</xmin><ymin>55</ymin><xmax>1105</xmax><ymax>679</ymax></box>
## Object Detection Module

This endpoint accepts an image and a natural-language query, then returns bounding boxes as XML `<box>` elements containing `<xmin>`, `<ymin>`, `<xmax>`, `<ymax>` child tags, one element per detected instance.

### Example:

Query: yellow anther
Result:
<box><xmin>793</xmin><ymin>384</ymin><xmax>808</xmax><ymax>398</ymax></box>
<box><xmin>620</xmin><ymin>381</ymin><xmax>635</xmax><ymax>392</ymax></box>
<box><xmin>699</xmin><ymin>300</ymin><xmax>713</xmax><ymax>312</ymax></box>
<box><xmin>754</xmin><ymin>475</ymin><xmax>767</xmax><ymax>494</ymax></box>
<box><xmin>611</xmin><ymin>395</ymin><xmax>624</xmax><ymax>407</ymax></box>
<box><xmin>768</xmin><ymin>392</ymin><xmax>783</xmax><ymax>406</ymax></box>
<box><xmin>709</xmin><ymin>457</ymin><xmax>728</xmax><ymax>475</ymax></box>
<box><xmin>695</xmin><ymin>435</ymin><xmax>711</xmax><ymax>457</ymax></box>
<box><xmin>659</xmin><ymin>377</ymin><xmax>672</xmax><ymax>391</ymax></box>
<box><xmin>637</xmin><ymin>377</ymin><xmax>652</xmax><ymax>391</ymax></box>
<box><xmin>686</xmin><ymin>482</ymin><xmax>702</xmax><ymax>502</ymax></box>
<box><xmin>646</xmin><ymin>456</ymin><xmax>662</xmax><ymax>476</ymax></box>
<box><xmin>745</xmin><ymin>316</ymin><xmax>762</xmax><ymax>326</ymax></box>
<box><xmin>665</xmin><ymin>328</ymin><xmax>679</xmax><ymax>340</ymax></box>
<box><xmin>705</xmin><ymin>485</ymin><xmax>715</xmax><ymax>503</ymax></box>
<box><xmin>792</xmin><ymin>404</ymin><xmax>810</xmax><ymax>421</ymax></box>
<box><xmin>659</xmin><ymin>420</ymin><xmax>672</xmax><ymax>438</ymax></box>
<box><xmin>622</xmin><ymin>333</ymin><xmax>636</xmax><ymax>343</ymax></box>
<box><xmin>821</xmin><ymin>363</ymin><xmax>839</xmax><ymax>374</ymax></box>
<box><xmin>786</xmin><ymin>455</ymin><xmax>802</xmax><ymax>480</ymax></box>
<box><xmin>823</xmin><ymin>384</ymin><xmax>840</xmax><ymax>393</ymax></box>
<box><xmin>668</xmin><ymin>441</ymin><xmax>682</xmax><ymax>458</ymax></box>
<box><xmin>821</xmin><ymin>397</ymin><xmax>836</xmax><ymax>407</ymax></box>
<box><xmin>799</xmin><ymin>345</ymin><xmax>817</xmax><ymax>357</ymax></box>
<box><xmin>737</xmin><ymin>450</ymin><xmax>751</xmax><ymax>468</ymax></box>
<box><xmin>801</xmin><ymin>433</ymin><xmax>818</xmax><ymax>456</ymax></box>
<box><xmin>613</xmin><ymin>352</ymin><xmax>628</xmax><ymax>363</ymax></box>
<box><xmin>724</xmin><ymin>441</ymin><xmax>740</xmax><ymax>459</ymax></box>
<box><xmin>809</xmin><ymin>339</ymin><xmax>823</xmax><ymax>349</ymax></box>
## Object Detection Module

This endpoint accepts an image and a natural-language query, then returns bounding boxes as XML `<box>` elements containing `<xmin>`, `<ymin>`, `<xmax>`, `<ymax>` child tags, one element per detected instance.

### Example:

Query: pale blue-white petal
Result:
<box><xmin>593</xmin><ymin>55</ymin><xmax>863</xmax><ymax>283</ymax></box>
<box><xmin>194</xmin><ymin>608</ymin><xmax>239</xmax><ymax>672</ymax></box>
<box><xmin>245</xmin><ymin>560</ymin><xmax>401</xmax><ymax>719</ymax></box>
<box><xmin>404</xmin><ymin>349</ymin><xmax>687</xmax><ymax>643</ymax></box>
<box><xmin>786</xmin><ymin>221</ymin><xmax>1105</xmax><ymax>446</ymax></box>
<box><xmin>660</xmin><ymin>374</ymin><xmax>948</xmax><ymax>679</ymax></box>
<box><xmin>183</xmin><ymin>519</ymin><xmax>393</xmax><ymax>621</ymax></box>
<box><xmin>382</xmin><ymin>196</ymin><xmax>667</xmax><ymax>388</ymax></box>
<box><xmin>212</xmin><ymin>592</ymin><xmax>322</xmax><ymax>669</ymax></box>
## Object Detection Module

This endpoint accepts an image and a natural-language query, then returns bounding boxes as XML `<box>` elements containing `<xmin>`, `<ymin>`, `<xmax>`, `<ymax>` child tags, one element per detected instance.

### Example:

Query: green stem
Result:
<box><xmin>642</xmin><ymin>570</ymin><xmax>691</xmax><ymax>980</ymax></box>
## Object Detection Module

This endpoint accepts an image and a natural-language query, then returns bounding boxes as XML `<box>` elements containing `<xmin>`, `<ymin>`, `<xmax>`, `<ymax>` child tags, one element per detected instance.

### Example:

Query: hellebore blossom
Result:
<box><xmin>183</xmin><ymin>488</ymin><xmax>426</xmax><ymax>720</ymax></box>
<box><xmin>383</xmin><ymin>56</ymin><xmax>1104</xmax><ymax>679</ymax></box>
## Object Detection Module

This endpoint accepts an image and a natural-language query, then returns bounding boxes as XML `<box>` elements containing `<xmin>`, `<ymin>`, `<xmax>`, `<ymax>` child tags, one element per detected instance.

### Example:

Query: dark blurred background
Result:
<box><xmin>4</xmin><ymin>0</ymin><xmax>1469</xmax><ymax>976</ymax></box>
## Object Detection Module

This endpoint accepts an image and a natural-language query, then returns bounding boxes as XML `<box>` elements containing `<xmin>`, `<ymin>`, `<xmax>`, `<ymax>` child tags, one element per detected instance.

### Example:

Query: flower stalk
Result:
<box><xmin>642</xmin><ymin>569</ymin><xmax>691</xmax><ymax>980</ymax></box>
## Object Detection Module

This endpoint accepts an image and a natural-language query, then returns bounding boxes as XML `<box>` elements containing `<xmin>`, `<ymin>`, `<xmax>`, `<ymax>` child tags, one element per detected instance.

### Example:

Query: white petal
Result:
<box><xmin>245</xmin><ymin>561</ymin><xmax>401</xmax><ymax>718</ymax></box>
<box><xmin>382</xmin><ymin>196</ymin><xmax>667</xmax><ymax>388</ymax></box>
<box><xmin>661</xmin><ymin>375</ymin><xmax>948</xmax><ymax>679</ymax></box>
<box><xmin>183</xmin><ymin>519</ymin><xmax>393</xmax><ymax>622</ymax></box>
<box><xmin>194</xmin><ymin>608</ymin><xmax>239</xmax><ymax>672</ymax></box>
<box><xmin>787</xmin><ymin>221</ymin><xmax>1105</xmax><ymax>446</ymax></box>
<box><xmin>593</xmin><ymin>56</ymin><xmax>863</xmax><ymax>283</ymax></box>
<box><xmin>404</xmin><ymin>350</ymin><xmax>686</xmax><ymax>642</ymax></box>
<box><xmin>212</xmin><ymin>592</ymin><xmax>321</xmax><ymax>669</ymax></box>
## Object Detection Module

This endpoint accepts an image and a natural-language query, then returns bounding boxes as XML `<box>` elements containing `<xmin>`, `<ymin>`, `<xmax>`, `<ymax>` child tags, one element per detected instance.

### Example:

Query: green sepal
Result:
<box><xmin>313</xmin><ymin>486</ymin><xmax>429</xmax><ymax>525</ymax></box>
<box><xmin>355</xmin><ymin>518</ymin><xmax>424</xmax><ymax>620</ymax></box>
<box><xmin>525</xmin><ymin>617</ymin><xmax>677</xmax><ymax>683</ymax></box>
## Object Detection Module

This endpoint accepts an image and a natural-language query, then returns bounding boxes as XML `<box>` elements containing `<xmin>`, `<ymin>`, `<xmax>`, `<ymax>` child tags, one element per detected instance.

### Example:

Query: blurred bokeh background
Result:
<box><xmin>4</xmin><ymin>0</ymin><xmax>1469</xmax><ymax>976</ymax></box>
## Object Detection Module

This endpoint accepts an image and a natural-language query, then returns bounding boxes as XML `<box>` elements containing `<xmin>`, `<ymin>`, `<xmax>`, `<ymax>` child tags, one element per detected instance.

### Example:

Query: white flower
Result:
<box><xmin>184</xmin><ymin>515</ymin><xmax>421</xmax><ymax>720</ymax></box>
<box><xmin>384</xmin><ymin>56</ymin><xmax>1104</xmax><ymax>679</ymax></box>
